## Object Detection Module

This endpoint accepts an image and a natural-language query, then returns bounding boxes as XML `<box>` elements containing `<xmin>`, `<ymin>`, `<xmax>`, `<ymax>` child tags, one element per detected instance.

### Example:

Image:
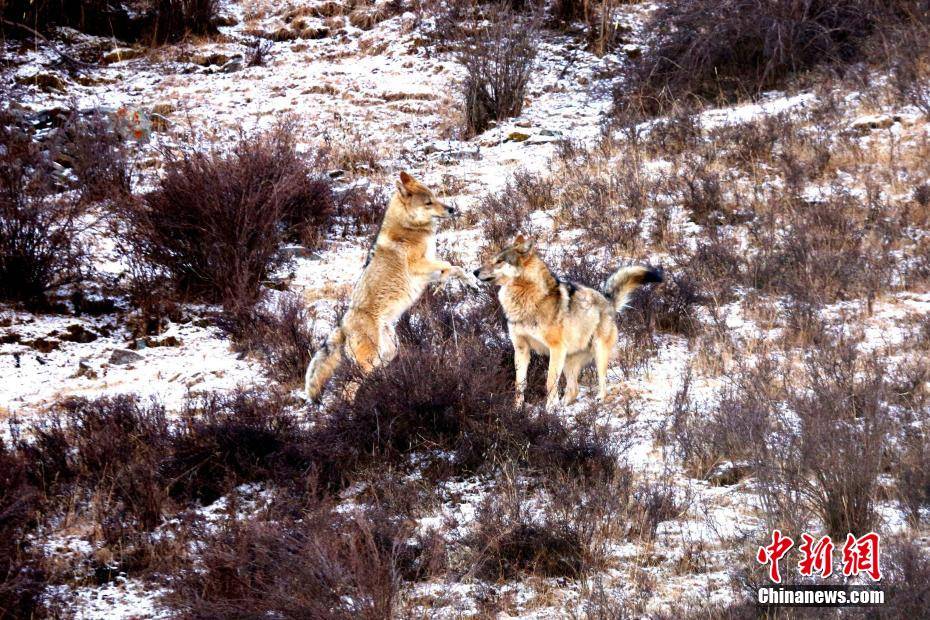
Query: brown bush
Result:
<box><xmin>148</xmin><ymin>0</ymin><xmax>218</xmax><ymax>44</ymax></box>
<box><xmin>120</xmin><ymin>124</ymin><xmax>333</xmax><ymax>315</ymax></box>
<box><xmin>457</xmin><ymin>5</ymin><xmax>539</xmax><ymax>136</ymax></box>
<box><xmin>1</xmin><ymin>0</ymin><xmax>219</xmax><ymax>43</ymax></box>
<box><xmin>62</xmin><ymin>110</ymin><xmax>133</xmax><ymax>206</ymax></box>
<box><xmin>613</xmin><ymin>0</ymin><xmax>925</xmax><ymax>119</ymax></box>
<box><xmin>171</xmin><ymin>501</ymin><xmax>400</xmax><ymax>619</ymax></box>
<box><xmin>0</xmin><ymin>111</ymin><xmax>91</xmax><ymax>307</ymax></box>
<box><xmin>231</xmin><ymin>292</ymin><xmax>317</xmax><ymax>387</ymax></box>
<box><xmin>466</xmin><ymin>479</ymin><xmax>589</xmax><ymax>580</ymax></box>
<box><xmin>662</xmin><ymin>372</ymin><xmax>768</xmax><ymax>482</ymax></box>
<box><xmin>745</xmin><ymin>190</ymin><xmax>897</xmax><ymax>304</ymax></box>
<box><xmin>475</xmin><ymin>171</ymin><xmax>553</xmax><ymax>249</ymax></box>
<box><xmin>0</xmin><ymin>439</ymin><xmax>46</xmax><ymax>618</ymax></box>
<box><xmin>166</xmin><ymin>389</ymin><xmax>313</xmax><ymax>505</ymax></box>
<box><xmin>897</xmin><ymin>427</ymin><xmax>930</xmax><ymax>524</ymax></box>
<box><xmin>883</xmin><ymin>539</ymin><xmax>930</xmax><ymax>616</ymax></box>
<box><xmin>746</xmin><ymin>339</ymin><xmax>891</xmax><ymax>539</ymax></box>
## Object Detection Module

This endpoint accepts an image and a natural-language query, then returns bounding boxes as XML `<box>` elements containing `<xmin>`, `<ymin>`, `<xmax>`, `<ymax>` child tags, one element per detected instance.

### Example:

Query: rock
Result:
<box><xmin>191</xmin><ymin>52</ymin><xmax>236</xmax><ymax>67</ymax></box>
<box><xmin>73</xmin><ymin>362</ymin><xmax>98</xmax><ymax>380</ymax></box>
<box><xmin>151</xmin><ymin>102</ymin><xmax>175</xmax><ymax>116</ymax></box>
<box><xmin>102</xmin><ymin>47</ymin><xmax>143</xmax><ymax>64</ymax></box>
<box><xmin>279</xmin><ymin>244</ymin><xmax>321</xmax><ymax>259</ymax></box>
<box><xmin>527</xmin><ymin>129</ymin><xmax>564</xmax><ymax>145</ymax></box>
<box><xmin>26</xmin><ymin>338</ymin><xmax>59</xmax><ymax>353</ymax></box>
<box><xmin>61</xmin><ymin>324</ymin><xmax>98</xmax><ymax>343</ymax></box>
<box><xmin>16</xmin><ymin>73</ymin><xmax>66</xmax><ymax>92</ymax></box>
<box><xmin>143</xmin><ymin>335</ymin><xmax>182</xmax><ymax>347</ymax></box>
<box><xmin>327</xmin><ymin>169</ymin><xmax>346</xmax><ymax>179</ymax></box>
<box><xmin>221</xmin><ymin>58</ymin><xmax>244</xmax><ymax>73</ymax></box>
<box><xmin>707</xmin><ymin>461</ymin><xmax>751</xmax><ymax>486</ymax></box>
<box><xmin>851</xmin><ymin>114</ymin><xmax>896</xmax><ymax>132</ymax></box>
<box><xmin>622</xmin><ymin>44</ymin><xmax>642</xmax><ymax>59</ymax></box>
<box><xmin>514</xmin><ymin>120</ymin><xmax>532</xmax><ymax>128</ymax></box>
<box><xmin>109</xmin><ymin>348</ymin><xmax>143</xmax><ymax>365</ymax></box>
<box><xmin>506</xmin><ymin>131</ymin><xmax>531</xmax><ymax>142</ymax></box>
<box><xmin>214</xmin><ymin>13</ymin><xmax>239</xmax><ymax>27</ymax></box>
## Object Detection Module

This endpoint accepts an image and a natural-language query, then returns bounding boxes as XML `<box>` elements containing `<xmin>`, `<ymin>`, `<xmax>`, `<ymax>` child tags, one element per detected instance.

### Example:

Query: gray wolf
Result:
<box><xmin>475</xmin><ymin>235</ymin><xmax>662</xmax><ymax>409</ymax></box>
<box><xmin>305</xmin><ymin>171</ymin><xmax>477</xmax><ymax>399</ymax></box>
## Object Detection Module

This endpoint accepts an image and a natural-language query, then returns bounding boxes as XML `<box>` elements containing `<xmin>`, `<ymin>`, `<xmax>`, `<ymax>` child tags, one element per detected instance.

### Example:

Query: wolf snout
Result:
<box><xmin>473</xmin><ymin>269</ymin><xmax>480</xmax><ymax>277</ymax></box>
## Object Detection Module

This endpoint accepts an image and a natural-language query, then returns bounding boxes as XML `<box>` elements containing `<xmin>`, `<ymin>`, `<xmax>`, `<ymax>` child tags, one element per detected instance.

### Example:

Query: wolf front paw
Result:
<box><xmin>455</xmin><ymin>267</ymin><xmax>481</xmax><ymax>290</ymax></box>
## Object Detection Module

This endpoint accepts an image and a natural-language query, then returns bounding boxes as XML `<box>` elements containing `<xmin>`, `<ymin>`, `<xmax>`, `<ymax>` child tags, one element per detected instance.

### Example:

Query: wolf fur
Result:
<box><xmin>475</xmin><ymin>235</ymin><xmax>662</xmax><ymax>409</ymax></box>
<box><xmin>305</xmin><ymin>171</ymin><xmax>477</xmax><ymax>399</ymax></box>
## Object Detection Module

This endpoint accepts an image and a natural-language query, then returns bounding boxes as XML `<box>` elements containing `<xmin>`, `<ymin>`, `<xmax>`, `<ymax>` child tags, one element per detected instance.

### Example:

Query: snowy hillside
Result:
<box><xmin>2</xmin><ymin>0</ymin><xmax>929</xmax><ymax>617</ymax></box>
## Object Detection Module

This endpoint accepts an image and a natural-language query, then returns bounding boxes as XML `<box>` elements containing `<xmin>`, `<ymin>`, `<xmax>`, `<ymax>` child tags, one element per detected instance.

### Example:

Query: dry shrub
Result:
<box><xmin>232</xmin><ymin>292</ymin><xmax>316</xmax><ymax>387</ymax></box>
<box><xmin>614</xmin><ymin>0</ymin><xmax>925</xmax><ymax>119</ymax></box>
<box><xmin>550</xmin><ymin>0</ymin><xmax>627</xmax><ymax>55</ymax></box>
<box><xmin>746</xmin><ymin>190</ymin><xmax>897</xmax><ymax>304</ymax></box>
<box><xmin>62</xmin><ymin>110</ymin><xmax>133</xmax><ymax>206</ymax></box>
<box><xmin>166</xmin><ymin>389</ymin><xmax>311</xmax><ymax>505</ymax></box>
<box><xmin>631</xmin><ymin>473</ymin><xmax>685</xmax><ymax>541</ymax></box>
<box><xmin>120</xmin><ymin>124</ymin><xmax>333</xmax><ymax>315</ymax></box>
<box><xmin>148</xmin><ymin>0</ymin><xmax>219</xmax><ymax>44</ymax></box>
<box><xmin>0</xmin><ymin>111</ymin><xmax>91</xmax><ymax>307</ymax></box>
<box><xmin>743</xmin><ymin>338</ymin><xmax>891</xmax><ymax>539</ymax></box>
<box><xmin>623</xmin><ymin>273</ymin><xmax>701</xmax><ymax>337</ymax></box>
<box><xmin>1</xmin><ymin>0</ymin><xmax>219</xmax><ymax>43</ymax></box>
<box><xmin>457</xmin><ymin>4</ymin><xmax>539</xmax><ymax>136</ymax></box>
<box><xmin>880</xmin><ymin>18</ymin><xmax>930</xmax><ymax>116</ymax></box>
<box><xmin>0</xmin><ymin>439</ymin><xmax>46</xmax><ymax>618</ymax></box>
<box><xmin>11</xmin><ymin>396</ymin><xmax>170</xmax><ymax>531</ymax></box>
<box><xmin>476</xmin><ymin>171</ymin><xmax>554</xmax><ymax>248</ymax></box>
<box><xmin>662</xmin><ymin>372</ymin><xmax>766</xmax><ymax>482</ymax></box>
<box><xmin>896</xmin><ymin>426</ymin><xmax>930</xmax><ymax>524</ymax></box>
<box><xmin>171</xmin><ymin>501</ymin><xmax>400</xmax><ymax>619</ymax></box>
<box><xmin>467</xmin><ymin>457</ymin><xmax>635</xmax><ymax>581</ymax></box>
<box><xmin>1</xmin><ymin>0</ymin><xmax>136</xmax><ymax>37</ymax></box>
<box><xmin>883</xmin><ymin>539</ymin><xmax>930</xmax><ymax>616</ymax></box>
<box><xmin>468</xmin><ymin>492</ymin><xmax>588</xmax><ymax>580</ymax></box>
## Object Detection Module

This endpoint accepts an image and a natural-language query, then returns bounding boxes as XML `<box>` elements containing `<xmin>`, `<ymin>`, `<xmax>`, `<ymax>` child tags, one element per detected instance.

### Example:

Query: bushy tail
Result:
<box><xmin>605</xmin><ymin>265</ymin><xmax>663</xmax><ymax>311</ymax></box>
<box><xmin>305</xmin><ymin>326</ymin><xmax>346</xmax><ymax>400</ymax></box>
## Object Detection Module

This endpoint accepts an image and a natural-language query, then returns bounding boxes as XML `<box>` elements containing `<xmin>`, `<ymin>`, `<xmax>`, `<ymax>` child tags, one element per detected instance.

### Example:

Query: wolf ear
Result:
<box><xmin>514</xmin><ymin>235</ymin><xmax>534</xmax><ymax>254</ymax></box>
<box><xmin>396</xmin><ymin>171</ymin><xmax>413</xmax><ymax>198</ymax></box>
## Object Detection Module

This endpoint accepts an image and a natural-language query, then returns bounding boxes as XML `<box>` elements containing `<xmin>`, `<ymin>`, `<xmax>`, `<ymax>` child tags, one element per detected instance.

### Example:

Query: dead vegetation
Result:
<box><xmin>613</xmin><ymin>0</ymin><xmax>930</xmax><ymax>120</ymax></box>
<box><xmin>118</xmin><ymin>123</ymin><xmax>334</xmax><ymax>317</ymax></box>
<box><xmin>455</xmin><ymin>4</ymin><xmax>539</xmax><ymax>136</ymax></box>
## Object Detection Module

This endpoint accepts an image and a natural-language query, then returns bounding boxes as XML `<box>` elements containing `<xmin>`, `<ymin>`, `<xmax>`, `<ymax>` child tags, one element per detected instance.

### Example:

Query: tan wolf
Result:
<box><xmin>475</xmin><ymin>235</ymin><xmax>662</xmax><ymax>409</ymax></box>
<box><xmin>305</xmin><ymin>171</ymin><xmax>477</xmax><ymax>399</ymax></box>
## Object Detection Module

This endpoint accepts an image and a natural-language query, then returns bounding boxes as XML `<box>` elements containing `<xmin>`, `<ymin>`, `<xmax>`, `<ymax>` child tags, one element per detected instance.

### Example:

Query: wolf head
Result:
<box><xmin>392</xmin><ymin>171</ymin><xmax>456</xmax><ymax>228</ymax></box>
<box><xmin>474</xmin><ymin>235</ymin><xmax>537</xmax><ymax>284</ymax></box>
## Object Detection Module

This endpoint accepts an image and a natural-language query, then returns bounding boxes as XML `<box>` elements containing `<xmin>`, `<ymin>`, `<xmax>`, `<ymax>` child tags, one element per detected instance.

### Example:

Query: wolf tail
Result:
<box><xmin>305</xmin><ymin>326</ymin><xmax>346</xmax><ymax>400</ymax></box>
<box><xmin>605</xmin><ymin>265</ymin><xmax>663</xmax><ymax>311</ymax></box>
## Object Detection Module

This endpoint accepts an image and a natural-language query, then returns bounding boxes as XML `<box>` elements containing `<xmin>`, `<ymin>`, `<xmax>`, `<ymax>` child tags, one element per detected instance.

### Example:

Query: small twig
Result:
<box><xmin>1</xmin><ymin>18</ymin><xmax>92</xmax><ymax>70</ymax></box>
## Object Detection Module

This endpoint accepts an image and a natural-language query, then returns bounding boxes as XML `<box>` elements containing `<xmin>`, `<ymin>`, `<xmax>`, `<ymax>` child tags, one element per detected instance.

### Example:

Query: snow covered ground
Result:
<box><xmin>3</xmin><ymin>0</ymin><xmax>930</xmax><ymax>617</ymax></box>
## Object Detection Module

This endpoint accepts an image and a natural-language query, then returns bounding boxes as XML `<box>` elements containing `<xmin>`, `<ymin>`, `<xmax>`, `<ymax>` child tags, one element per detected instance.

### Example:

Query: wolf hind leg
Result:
<box><xmin>345</xmin><ymin>323</ymin><xmax>381</xmax><ymax>374</ymax></box>
<box><xmin>562</xmin><ymin>352</ymin><xmax>590</xmax><ymax>405</ymax></box>
<box><xmin>305</xmin><ymin>327</ymin><xmax>346</xmax><ymax>400</ymax></box>
<box><xmin>593</xmin><ymin>333</ymin><xmax>614</xmax><ymax>401</ymax></box>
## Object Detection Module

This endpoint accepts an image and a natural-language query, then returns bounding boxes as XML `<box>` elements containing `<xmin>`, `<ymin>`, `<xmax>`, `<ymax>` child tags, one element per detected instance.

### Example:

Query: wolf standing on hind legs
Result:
<box><xmin>475</xmin><ymin>235</ymin><xmax>663</xmax><ymax>410</ymax></box>
<box><xmin>305</xmin><ymin>171</ymin><xmax>478</xmax><ymax>400</ymax></box>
